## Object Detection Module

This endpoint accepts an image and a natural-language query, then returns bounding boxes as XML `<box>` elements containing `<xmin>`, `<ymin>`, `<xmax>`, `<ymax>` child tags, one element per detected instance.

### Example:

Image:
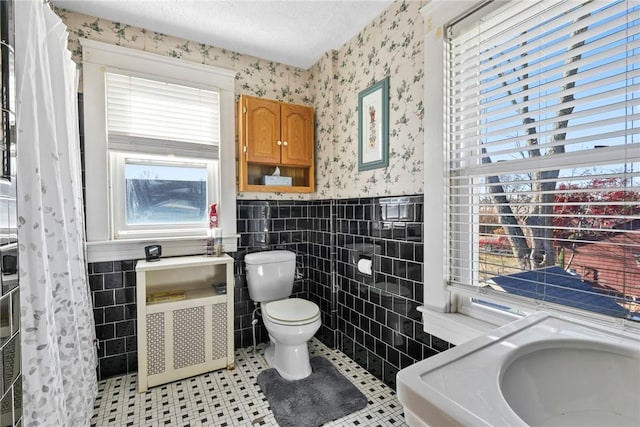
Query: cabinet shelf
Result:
<box><xmin>146</xmin><ymin>287</ymin><xmax>227</xmax><ymax>309</ymax></box>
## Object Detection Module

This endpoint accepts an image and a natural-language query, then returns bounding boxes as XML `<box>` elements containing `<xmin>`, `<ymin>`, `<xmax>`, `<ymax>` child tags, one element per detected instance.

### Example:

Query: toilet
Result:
<box><xmin>244</xmin><ymin>250</ymin><xmax>321</xmax><ymax>380</ymax></box>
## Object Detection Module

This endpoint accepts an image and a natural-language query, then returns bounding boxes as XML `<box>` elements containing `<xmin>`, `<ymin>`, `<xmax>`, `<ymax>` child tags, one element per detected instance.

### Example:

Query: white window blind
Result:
<box><xmin>106</xmin><ymin>72</ymin><xmax>220</xmax><ymax>158</ymax></box>
<box><xmin>447</xmin><ymin>0</ymin><xmax>640</xmax><ymax>320</ymax></box>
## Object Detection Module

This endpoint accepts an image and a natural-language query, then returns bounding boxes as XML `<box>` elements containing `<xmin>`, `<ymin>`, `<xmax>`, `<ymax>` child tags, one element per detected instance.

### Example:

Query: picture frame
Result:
<box><xmin>358</xmin><ymin>77</ymin><xmax>389</xmax><ymax>171</ymax></box>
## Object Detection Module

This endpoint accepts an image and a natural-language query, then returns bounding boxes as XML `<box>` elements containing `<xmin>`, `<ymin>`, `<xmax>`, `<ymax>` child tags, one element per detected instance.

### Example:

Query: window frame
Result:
<box><xmin>81</xmin><ymin>39</ymin><xmax>237</xmax><ymax>262</ymax></box>
<box><xmin>420</xmin><ymin>0</ymin><xmax>640</xmax><ymax>345</ymax></box>
<box><xmin>110</xmin><ymin>152</ymin><xmax>218</xmax><ymax>239</ymax></box>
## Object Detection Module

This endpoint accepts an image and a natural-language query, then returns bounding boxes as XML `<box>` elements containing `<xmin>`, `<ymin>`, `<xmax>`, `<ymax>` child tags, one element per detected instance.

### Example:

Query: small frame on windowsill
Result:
<box><xmin>358</xmin><ymin>77</ymin><xmax>389</xmax><ymax>171</ymax></box>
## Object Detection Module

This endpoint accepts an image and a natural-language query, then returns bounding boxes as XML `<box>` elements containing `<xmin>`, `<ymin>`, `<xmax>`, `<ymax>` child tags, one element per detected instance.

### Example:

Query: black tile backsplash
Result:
<box><xmin>89</xmin><ymin>259</ymin><xmax>138</xmax><ymax>380</ymax></box>
<box><xmin>104</xmin><ymin>306</ymin><xmax>124</xmax><ymax>323</ymax></box>
<box><xmin>233</xmin><ymin>200</ymin><xmax>312</xmax><ymax>350</ymax></box>
<box><xmin>88</xmin><ymin>195</ymin><xmax>451</xmax><ymax>388</ymax></box>
<box><xmin>332</xmin><ymin>196</ymin><xmax>451</xmax><ymax>389</ymax></box>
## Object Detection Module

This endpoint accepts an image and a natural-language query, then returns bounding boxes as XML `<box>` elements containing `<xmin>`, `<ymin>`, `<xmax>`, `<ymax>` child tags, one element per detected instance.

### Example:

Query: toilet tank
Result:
<box><xmin>244</xmin><ymin>250</ymin><xmax>296</xmax><ymax>302</ymax></box>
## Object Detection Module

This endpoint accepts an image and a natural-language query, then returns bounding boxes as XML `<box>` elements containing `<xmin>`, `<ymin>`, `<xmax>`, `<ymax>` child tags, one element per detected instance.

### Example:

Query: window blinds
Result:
<box><xmin>106</xmin><ymin>72</ymin><xmax>220</xmax><ymax>158</ymax></box>
<box><xmin>447</xmin><ymin>0</ymin><xmax>640</xmax><ymax>320</ymax></box>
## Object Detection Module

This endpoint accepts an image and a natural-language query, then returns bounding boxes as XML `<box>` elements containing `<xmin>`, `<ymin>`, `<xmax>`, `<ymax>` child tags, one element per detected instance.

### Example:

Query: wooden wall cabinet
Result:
<box><xmin>237</xmin><ymin>95</ymin><xmax>315</xmax><ymax>192</ymax></box>
<box><xmin>136</xmin><ymin>255</ymin><xmax>234</xmax><ymax>393</ymax></box>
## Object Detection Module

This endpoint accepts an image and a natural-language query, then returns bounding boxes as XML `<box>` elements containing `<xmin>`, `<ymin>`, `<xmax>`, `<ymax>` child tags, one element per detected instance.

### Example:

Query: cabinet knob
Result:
<box><xmin>277</xmin><ymin>140</ymin><xmax>282</xmax><ymax>146</ymax></box>
<box><xmin>283</xmin><ymin>141</ymin><xmax>288</xmax><ymax>146</ymax></box>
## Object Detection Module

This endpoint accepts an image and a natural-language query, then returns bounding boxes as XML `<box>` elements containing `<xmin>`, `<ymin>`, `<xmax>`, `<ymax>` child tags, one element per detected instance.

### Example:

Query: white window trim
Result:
<box><xmin>81</xmin><ymin>39</ymin><xmax>237</xmax><ymax>262</ymax></box>
<box><xmin>421</xmin><ymin>1</ymin><xmax>499</xmax><ymax>345</ymax></box>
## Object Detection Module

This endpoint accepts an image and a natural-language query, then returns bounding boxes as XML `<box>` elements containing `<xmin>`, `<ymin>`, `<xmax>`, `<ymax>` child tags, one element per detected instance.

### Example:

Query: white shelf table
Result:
<box><xmin>135</xmin><ymin>254</ymin><xmax>234</xmax><ymax>392</ymax></box>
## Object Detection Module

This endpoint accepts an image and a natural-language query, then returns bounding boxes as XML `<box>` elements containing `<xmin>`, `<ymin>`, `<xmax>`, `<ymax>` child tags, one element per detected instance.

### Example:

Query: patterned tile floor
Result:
<box><xmin>91</xmin><ymin>339</ymin><xmax>408</xmax><ymax>426</ymax></box>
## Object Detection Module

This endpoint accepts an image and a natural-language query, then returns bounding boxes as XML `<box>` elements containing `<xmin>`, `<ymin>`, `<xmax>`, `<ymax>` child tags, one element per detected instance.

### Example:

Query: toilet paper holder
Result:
<box><xmin>357</xmin><ymin>256</ymin><xmax>373</xmax><ymax>276</ymax></box>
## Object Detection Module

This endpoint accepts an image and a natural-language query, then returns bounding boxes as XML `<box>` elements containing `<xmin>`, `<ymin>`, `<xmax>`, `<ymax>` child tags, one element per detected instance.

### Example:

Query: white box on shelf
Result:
<box><xmin>262</xmin><ymin>175</ymin><xmax>292</xmax><ymax>186</ymax></box>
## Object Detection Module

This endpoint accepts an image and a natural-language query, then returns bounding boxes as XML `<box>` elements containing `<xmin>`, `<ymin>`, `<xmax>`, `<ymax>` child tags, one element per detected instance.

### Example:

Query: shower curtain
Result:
<box><xmin>15</xmin><ymin>1</ymin><xmax>97</xmax><ymax>425</ymax></box>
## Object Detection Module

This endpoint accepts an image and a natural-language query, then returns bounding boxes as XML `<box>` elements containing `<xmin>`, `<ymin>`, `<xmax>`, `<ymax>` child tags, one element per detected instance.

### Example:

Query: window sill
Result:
<box><xmin>417</xmin><ymin>306</ymin><xmax>513</xmax><ymax>346</ymax></box>
<box><xmin>86</xmin><ymin>235</ymin><xmax>239</xmax><ymax>263</ymax></box>
<box><xmin>419</xmin><ymin>304</ymin><xmax>640</xmax><ymax>346</ymax></box>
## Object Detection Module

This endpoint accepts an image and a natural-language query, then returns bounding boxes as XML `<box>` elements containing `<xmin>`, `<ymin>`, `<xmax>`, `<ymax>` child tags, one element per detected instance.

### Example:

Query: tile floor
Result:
<box><xmin>91</xmin><ymin>339</ymin><xmax>408</xmax><ymax>426</ymax></box>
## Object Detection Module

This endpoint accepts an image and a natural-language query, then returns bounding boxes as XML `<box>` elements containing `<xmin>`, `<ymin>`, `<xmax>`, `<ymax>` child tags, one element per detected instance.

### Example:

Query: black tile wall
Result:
<box><xmin>233</xmin><ymin>196</ymin><xmax>451</xmax><ymax>389</ymax></box>
<box><xmin>89</xmin><ymin>260</ymin><xmax>139</xmax><ymax>380</ymax></box>
<box><xmin>307</xmin><ymin>199</ymin><xmax>337</xmax><ymax>348</ymax></box>
<box><xmin>233</xmin><ymin>200</ymin><xmax>311</xmax><ymax>349</ymax></box>
<box><xmin>333</xmin><ymin>196</ymin><xmax>452</xmax><ymax>389</ymax></box>
<box><xmin>88</xmin><ymin>196</ymin><xmax>452</xmax><ymax>387</ymax></box>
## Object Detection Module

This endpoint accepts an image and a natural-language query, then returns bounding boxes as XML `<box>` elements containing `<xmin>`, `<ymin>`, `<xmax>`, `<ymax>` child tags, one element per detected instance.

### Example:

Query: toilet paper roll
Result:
<box><xmin>357</xmin><ymin>258</ymin><xmax>372</xmax><ymax>275</ymax></box>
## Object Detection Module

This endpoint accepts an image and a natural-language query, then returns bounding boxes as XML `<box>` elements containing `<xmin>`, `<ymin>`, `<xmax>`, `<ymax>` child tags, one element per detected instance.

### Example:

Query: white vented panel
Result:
<box><xmin>146</xmin><ymin>312</ymin><xmax>165</xmax><ymax>375</ymax></box>
<box><xmin>173</xmin><ymin>306</ymin><xmax>206</xmax><ymax>370</ymax></box>
<box><xmin>211</xmin><ymin>303</ymin><xmax>227</xmax><ymax>360</ymax></box>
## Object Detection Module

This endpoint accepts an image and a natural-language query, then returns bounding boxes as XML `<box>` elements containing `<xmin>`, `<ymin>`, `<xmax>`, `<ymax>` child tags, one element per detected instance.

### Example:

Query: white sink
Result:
<box><xmin>396</xmin><ymin>312</ymin><xmax>640</xmax><ymax>426</ymax></box>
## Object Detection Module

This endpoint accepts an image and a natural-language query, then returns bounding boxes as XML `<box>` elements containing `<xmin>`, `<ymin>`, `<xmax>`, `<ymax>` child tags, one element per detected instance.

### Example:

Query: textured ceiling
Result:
<box><xmin>53</xmin><ymin>0</ymin><xmax>394</xmax><ymax>69</ymax></box>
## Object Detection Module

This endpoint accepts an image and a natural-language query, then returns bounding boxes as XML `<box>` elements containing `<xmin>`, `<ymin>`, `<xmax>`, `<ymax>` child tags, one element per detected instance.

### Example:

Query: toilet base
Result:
<box><xmin>264</xmin><ymin>340</ymin><xmax>313</xmax><ymax>381</ymax></box>
<box><xmin>260</xmin><ymin>301</ymin><xmax>321</xmax><ymax>381</ymax></box>
<box><xmin>262</xmin><ymin>314</ymin><xmax>321</xmax><ymax>381</ymax></box>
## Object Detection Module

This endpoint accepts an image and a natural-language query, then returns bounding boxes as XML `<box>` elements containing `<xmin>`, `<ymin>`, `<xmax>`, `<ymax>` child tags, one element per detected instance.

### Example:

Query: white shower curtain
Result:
<box><xmin>15</xmin><ymin>1</ymin><xmax>97</xmax><ymax>425</ymax></box>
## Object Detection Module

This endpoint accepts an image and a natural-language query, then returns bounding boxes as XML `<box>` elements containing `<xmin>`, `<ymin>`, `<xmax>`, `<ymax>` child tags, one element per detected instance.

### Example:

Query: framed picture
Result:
<box><xmin>358</xmin><ymin>77</ymin><xmax>389</xmax><ymax>171</ymax></box>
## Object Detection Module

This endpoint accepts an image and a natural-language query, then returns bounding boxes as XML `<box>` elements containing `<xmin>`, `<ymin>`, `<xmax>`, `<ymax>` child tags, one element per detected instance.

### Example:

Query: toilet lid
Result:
<box><xmin>264</xmin><ymin>298</ymin><xmax>320</xmax><ymax>325</ymax></box>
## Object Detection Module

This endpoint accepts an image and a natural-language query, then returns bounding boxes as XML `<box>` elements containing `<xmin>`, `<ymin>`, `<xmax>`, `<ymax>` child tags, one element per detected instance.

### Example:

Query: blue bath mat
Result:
<box><xmin>257</xmin><ymin>356</ymin><xmax>368</xmax><ymax>427</ymax></box>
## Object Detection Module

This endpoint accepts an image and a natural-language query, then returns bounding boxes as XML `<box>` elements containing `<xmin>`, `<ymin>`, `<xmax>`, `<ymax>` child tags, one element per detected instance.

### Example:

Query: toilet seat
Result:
<box><xmin>264</xmin><ymin>298</ymin><xmax>320</xmax><ymax>325</ymax></box>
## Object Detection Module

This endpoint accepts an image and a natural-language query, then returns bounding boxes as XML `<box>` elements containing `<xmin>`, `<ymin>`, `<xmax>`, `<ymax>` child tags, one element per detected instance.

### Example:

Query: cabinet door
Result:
<box><xmin>244</xmin><ymin>96</ymin><xmax>281</xmax><ymax>164</ymax></box>
<box><xmin>280</xmin><ymin>103</ymin><xmax>313</xmax><ymax>166</ymax></box>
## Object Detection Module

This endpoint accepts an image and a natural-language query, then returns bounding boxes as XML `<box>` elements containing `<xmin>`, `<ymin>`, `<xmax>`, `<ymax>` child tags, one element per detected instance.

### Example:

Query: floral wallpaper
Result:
<box><xmin>56</xmin><ymin>0</ymin><xmax>425</xmax><ymax>200</ymax></box>
<box><xmin>312</xmin><ymin>0</ymin><xmax>426</xmax><ymax>199</ymax></box>
<box><xmin>57</xmin><ymin>9</ymin><xmax>312</xmax><ymax>107</ymax></box>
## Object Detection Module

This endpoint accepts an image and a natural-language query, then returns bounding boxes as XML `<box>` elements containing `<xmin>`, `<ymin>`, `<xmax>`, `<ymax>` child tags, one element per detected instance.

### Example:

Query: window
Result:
<box><xmin>81</xmin><ymin>39</ymin><xmax>237</xmax><ymax>261</ymax></box>
<box><xmin>105</xmin><ymin>71</ymin><xmax>220</xmax><ymax>239</ymax></box>
<box><xmin>446</xmin><ymin>0</ymin><xmax>640</xmax><ymax>322</ymax></box>
<box><xmin>111</xmin><ymin>153</ymin><xmax>218</xmax><ymax>238</ymax></box>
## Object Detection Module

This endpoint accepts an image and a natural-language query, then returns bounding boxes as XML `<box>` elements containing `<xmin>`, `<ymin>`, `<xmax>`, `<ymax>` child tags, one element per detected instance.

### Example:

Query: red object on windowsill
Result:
<box><xmin>209</xmin><ymin>203</ymin><xmax>218</xmax><ymax>228</ymax></box>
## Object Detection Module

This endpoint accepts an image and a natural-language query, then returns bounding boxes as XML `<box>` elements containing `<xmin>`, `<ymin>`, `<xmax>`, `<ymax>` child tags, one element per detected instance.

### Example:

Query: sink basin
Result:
<box><xmin>501</xmin><ymin>340</ymin><xmax>639</xmax><ymax>426</ymax></box>
<box><xmin>397</xmin><ymin>313</ymin><xmax>640</xmax><ymax>427</ymax></box>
